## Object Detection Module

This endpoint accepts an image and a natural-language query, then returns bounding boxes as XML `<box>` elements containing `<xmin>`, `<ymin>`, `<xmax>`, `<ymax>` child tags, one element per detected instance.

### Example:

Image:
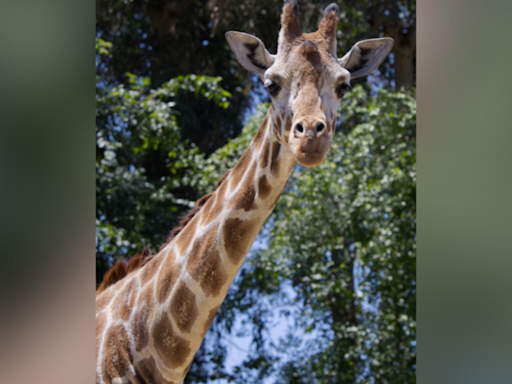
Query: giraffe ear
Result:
<box><xmin>226</xmin><ymin>31</ymin><xmax>275</xmax><ymax>76</ymax></box>
<box><xmin>338</xmin><ymin>38</ymin><xmax>394</xmax><ymax>79</ymax></box>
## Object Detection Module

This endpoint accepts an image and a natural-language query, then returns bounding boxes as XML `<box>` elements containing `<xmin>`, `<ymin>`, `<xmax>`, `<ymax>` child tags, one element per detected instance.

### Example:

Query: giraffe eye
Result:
<box><xmin>336</xmin><ymin>83</ymin><xmax>351</xmax><ymax>99</ymax></box>
<box><xmin>264</xmin><ymin>79</ymin><xmax>281</xmax><ymax>97</ymax></box>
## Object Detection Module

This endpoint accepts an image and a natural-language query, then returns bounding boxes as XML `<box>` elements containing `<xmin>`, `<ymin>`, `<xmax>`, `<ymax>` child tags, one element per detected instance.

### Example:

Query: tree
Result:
<box><xmin>188</xmin><ymin>86</ymin><xmax>416</xmax><ymax>383</ymax></box>
<box><xmin>96</xmin><ymin>39</ymin><xmax>232</xmax><ymax>283</ymax></box>
<box><xmin>96</xmin><ymin>0</ymin><xmax>415</xmax><ymax>153</ymax></box>
<box><xmin>96</xmin><ymin>1</ymin><xmax>416</xmax><ymax>381</ymax></box>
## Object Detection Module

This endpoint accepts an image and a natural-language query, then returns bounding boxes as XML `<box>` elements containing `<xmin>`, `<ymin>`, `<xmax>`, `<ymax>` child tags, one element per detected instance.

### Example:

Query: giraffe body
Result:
<box><xmin>97</xmin><ymin>112</ymin><xmax>295</xmax><ymax>383</ymax></box>
<box><xmin>96</xmin><ymin>2</ymin><xmax>393</xmax><ymax>382</ymax></box>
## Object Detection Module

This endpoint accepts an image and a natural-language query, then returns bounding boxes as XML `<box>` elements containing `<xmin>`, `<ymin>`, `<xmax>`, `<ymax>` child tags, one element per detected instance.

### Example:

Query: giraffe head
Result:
<box><xmin>226</xmin><ymin>1</ymin><xmax>393</xmax><ymax>167</ymax></box>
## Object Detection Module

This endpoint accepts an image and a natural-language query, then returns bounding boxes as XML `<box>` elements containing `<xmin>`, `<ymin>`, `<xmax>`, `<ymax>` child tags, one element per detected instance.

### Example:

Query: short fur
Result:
<box><xmin>96</xmin><ymin>3</ymin><xmax>394</xmax><ymax>381</ymax></box>
<box><xmin>96</xmin><ymin>247</ymin><xmax>153</xmax><ymax>294</ymax></box>
<box><xmin>281</xmin><ymin>0</ymin><xmax>302</xmax><ymax>40</ymax></box>
<box><xmin>318</xmin><ymin>4</ymin><xmax>338</xmax><ymax>37</ymax></box>
<box><xmin>96</xmin><ymin>169</ymin><xmax>231</xmax><ymax>294</ymax></box>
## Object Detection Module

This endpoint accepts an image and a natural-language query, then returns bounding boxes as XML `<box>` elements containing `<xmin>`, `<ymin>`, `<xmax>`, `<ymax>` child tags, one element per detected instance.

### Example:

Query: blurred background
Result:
<box><xmin>2</xmin><ymin>0</ymin><xmax>511</xmax><ymax>383</ymax></box>
<box><xmin>96</xmin><ymin>1</ymin><xmax>416</xmax><ymax>383</ymax></box>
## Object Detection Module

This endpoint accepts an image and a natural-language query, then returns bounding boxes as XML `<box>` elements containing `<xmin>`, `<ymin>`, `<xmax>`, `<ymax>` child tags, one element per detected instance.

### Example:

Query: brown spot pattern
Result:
<box><xmin>171</xmin><ymin>282</ymin><xmax>199</xmax><ymax>333</ymax></box>
<box><xmin>96</xmin><ymin>288</ymin><xmax>114</xmax><ymax>313</ymax></box>
<box><xmin>202</xmin><ymin>182</ymin><xmax>227</xmax><ymax>226</ymax></box>
<box><xmin>133</xmin><ymin>285</ymin><xmax>156</xmax><ymax>352</ymax></box>
<box><xmin>228</xmin><ymin>162</ymin><xmax>257</xmax><ymax>212</ymax></box>
<box><xmin>223</xmin><ymin>218</ymin><xmax>257</xmax><ymax>264</ymax></box>
<box><xmin>252</xmin><ymin>114</ymin><xmax>268</xmax><ymax>149</ymax></box>
<box><xmin>152</xmin><ymin>312</ymin><xmax>191</xmax><ymax>370</ymax></box>
<box><xmin>274</xmin><ymin>114</ymin><xmax>282</xmax><ymax>131</ymax></box>
<box><xmin>156</xmin><ymin>251</ymin><xmax>179</xmax><ymax>304</ymax></box>
<box><xmin>229</xmin><ymin>149</ymin><xmax>252</xmax><ymax>183</ymax></box>
<box><xmin>299</xmin><ymin>41</ymin><xmax>321</xmax><ymax>65</ymax></box>
<box><xmin>270</xmin><ymin>142</ymin><xmax>281</xmax><ymax>175</ymax></box>
<box><xmin>187</xmin><ymin>225</ymin><xmax>228</xmax><ymax>297</ymax></box>
<box><xmin>111</xmin><ymin>277</ymin><xmax>138</xmax><ymax>322</ymax></box>
<box><xmin>273</xmin><ymin>114</ymin><xmax>281</xmax><ymax>137</ymax></box>
<box><xmin>198</xmin><ymin>195</ymin><xmax>215</xmax><ymax>225</ymax></box>
<box><xmin>284</xmin><ymin>116</ymin><xmax>292</xmax><ymax>132</ymax></box>
<box><xmin>260</xmin><ymin>141</ymin><xmax>270</xmax><ymax>169</ymax></box>
<box><xmin>140</xmin><ymin>255</ymin><xmax>162</xmax><ymax>286</ymax></box>
<box><xmin>176</xmin><ymin>214</ymin><xmax>199</xmax><ymax>255</ymax></box>
<box><xmin>102</xmin><ymin>325</ymin><xmax>133</xmax><ymax>382</ymax></box>
<box><xmin>135</xmin><ymin>356</ymin><xmax>174</xmax><ymax>384</ymax></box>
<box><xmin>257</xmin><ymin>175</ymin><xmax>272</xmax><ymax>200</ymax></box>
<box><xmin>203</xmin><ymin>305</ymin><xmax>220</xmax><ymax>336</ymax></box>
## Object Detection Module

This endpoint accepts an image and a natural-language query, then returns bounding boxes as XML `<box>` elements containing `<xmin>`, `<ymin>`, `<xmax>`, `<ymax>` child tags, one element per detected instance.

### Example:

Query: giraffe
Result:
<box><xmin>96</xmin><ymin>2</ymin><xmax>393</xmax><ymax>383</ymax></box>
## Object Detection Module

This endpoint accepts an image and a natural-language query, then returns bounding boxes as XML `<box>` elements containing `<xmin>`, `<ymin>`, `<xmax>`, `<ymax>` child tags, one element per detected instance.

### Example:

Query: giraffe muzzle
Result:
<box><xmin>289</xmin><ymin>119</ymin><xmax>331</xmax><ymax>167</ymax></box>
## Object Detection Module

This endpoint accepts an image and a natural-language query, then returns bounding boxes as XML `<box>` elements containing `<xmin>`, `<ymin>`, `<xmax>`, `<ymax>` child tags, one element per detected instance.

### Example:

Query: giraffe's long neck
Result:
<box><xmin>96</xmin><ymin>108</ymin><xmax>296</xmax><ymax>384</ymax></box>
<box><xmin>148</xmin><ymin>108</ymin><xmax>295</xmax><ymax>380</ymax></box>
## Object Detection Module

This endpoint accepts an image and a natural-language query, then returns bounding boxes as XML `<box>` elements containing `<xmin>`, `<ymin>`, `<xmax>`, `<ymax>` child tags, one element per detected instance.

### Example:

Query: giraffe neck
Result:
<box><xmin>149</xmin><ymin>107</ymin><xmax>295</xmax><ymax>379</ymax></box>
<box><xmin>96</xmin><ymin>107</ymin><xmax>296</xmax><ymax>384</ymax></box>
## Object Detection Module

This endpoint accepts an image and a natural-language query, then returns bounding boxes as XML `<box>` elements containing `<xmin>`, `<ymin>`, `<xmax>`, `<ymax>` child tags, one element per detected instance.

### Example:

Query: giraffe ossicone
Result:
<box><xmin>96</xmin><ymin>2</ymin><xmax>393</xmax><ymax>383</ymax></box>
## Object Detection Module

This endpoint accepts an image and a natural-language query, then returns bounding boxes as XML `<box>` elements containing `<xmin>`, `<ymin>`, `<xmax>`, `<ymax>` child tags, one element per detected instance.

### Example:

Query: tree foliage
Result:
<box><xmin>186</xmin><ymin>86</ymin><xmax>416</xmax><ymax>383</ymax></box>
<box><xmin>96</xmin><ymin>40</ymin><xmax>232</xmax><ymax>282</ymax></box>
<box><xmin>96</xmin><ymin>1</ymin><xmax>416</xmax><ymax>382</ymax></box>
<box><xmin>96</xmin><ymin>0</ymin><xmax>416</xmax><ymax>156</ymax></box>
<box><xmin>96</xmin><ymin>0</ymin><xmax>415</xmax><ymax>86</ymax></box>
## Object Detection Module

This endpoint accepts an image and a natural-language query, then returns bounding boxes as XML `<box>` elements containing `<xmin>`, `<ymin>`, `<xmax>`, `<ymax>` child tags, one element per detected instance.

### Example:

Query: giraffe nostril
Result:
<box><xmin>295</xmin><ymin>123</ymin><xmax>304</xmax><ymax>134</ymax></box>
<box><xmin>316</xmin><ymin>123</ymin><xmax>325</xmax><ymax>133</ymax></box>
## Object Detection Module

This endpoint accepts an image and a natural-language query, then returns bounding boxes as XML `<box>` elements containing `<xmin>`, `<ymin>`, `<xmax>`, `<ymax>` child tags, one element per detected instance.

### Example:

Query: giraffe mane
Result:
<box><xmin>161</xmin><ymin>168</ymin><xmax>231</xmax><ymax>248</ymax></box>
<box><xmin>96</xmin><ymin>169</ymin><xmax>231</xmax><ymax>294</ymax></box>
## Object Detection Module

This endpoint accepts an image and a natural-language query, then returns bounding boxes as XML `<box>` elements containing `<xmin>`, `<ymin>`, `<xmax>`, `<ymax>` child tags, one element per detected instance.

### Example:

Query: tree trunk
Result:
<box><xmin>329</xmin><ymin>245</ymin><xmax>359</xmax><ymax>382</ymax></box>
<box><xmin>371</xmin><ymin>0</ymin><xmax>416</xmax><ymax>89</ymax></box>
<box><xmin>389</xmin><ymin>26</ymin><xmax>416</xmax><ymax>89</ymax></box>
